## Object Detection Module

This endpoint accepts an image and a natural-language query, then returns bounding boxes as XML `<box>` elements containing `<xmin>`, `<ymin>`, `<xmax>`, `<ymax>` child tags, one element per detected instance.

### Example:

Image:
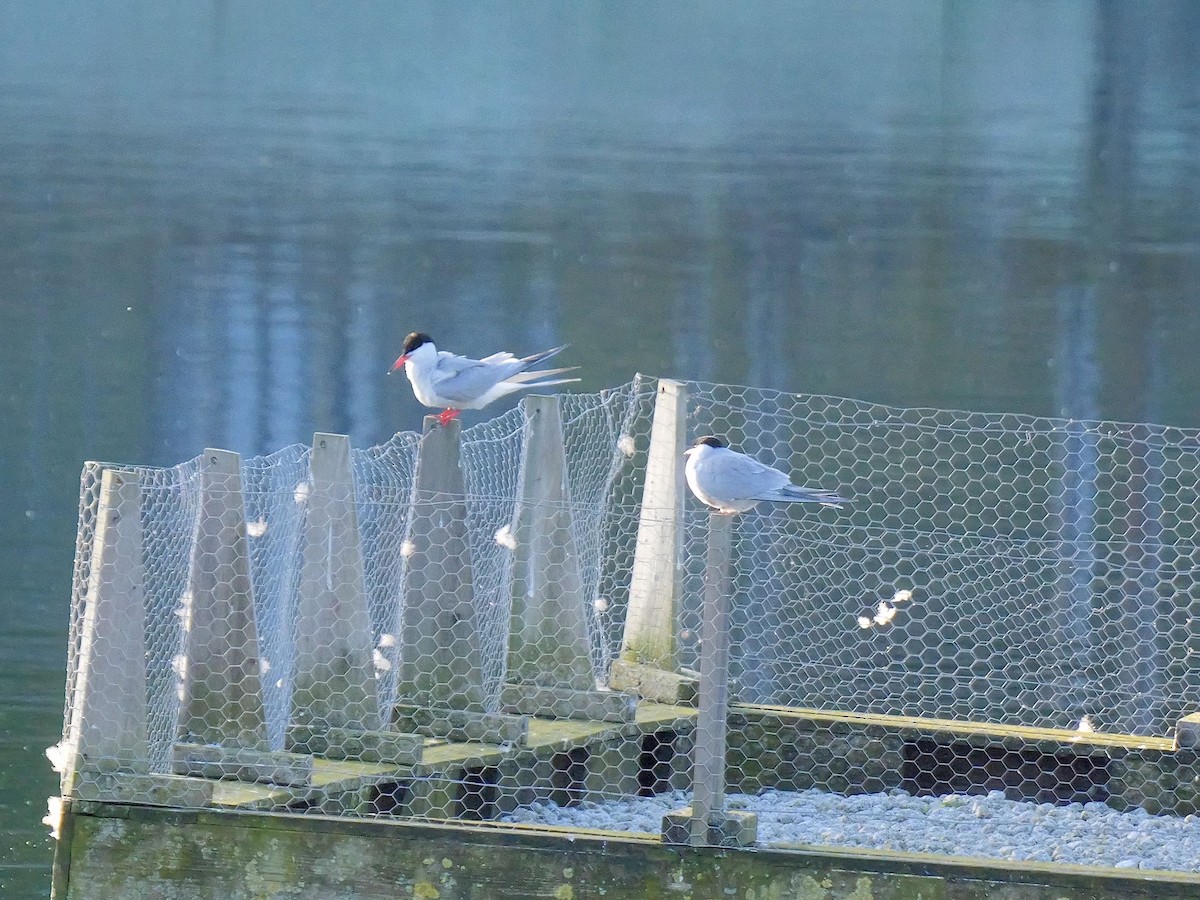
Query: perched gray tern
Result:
<box><xmin>684</xmin><ymin>435</ymin><xmax>847</xmax><ymax>515</ymax></box>
<box><xmin>389</xmin><ymin>332</ymin><xmax>579</xmax><ymax>426</ymax></box>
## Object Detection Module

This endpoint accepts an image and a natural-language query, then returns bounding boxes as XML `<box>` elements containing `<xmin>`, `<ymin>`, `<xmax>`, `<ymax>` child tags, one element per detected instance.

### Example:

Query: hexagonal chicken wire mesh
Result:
<box><xmin>52</xmin><ymin>376</ymin><xmax>1200</xmax><ymax>873</ymax></box>
<box><xmin>683</xmin><ymin>380</ymin><xmax>1200</xmax><ymax>738</ymax></box>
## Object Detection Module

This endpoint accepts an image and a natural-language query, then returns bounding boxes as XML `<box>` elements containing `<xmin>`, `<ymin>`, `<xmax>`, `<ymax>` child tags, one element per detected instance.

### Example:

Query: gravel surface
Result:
<box><xmin>501</xmin><ymin>788</ymin><xmax>1200</xmax><ymax>873</ymax></box>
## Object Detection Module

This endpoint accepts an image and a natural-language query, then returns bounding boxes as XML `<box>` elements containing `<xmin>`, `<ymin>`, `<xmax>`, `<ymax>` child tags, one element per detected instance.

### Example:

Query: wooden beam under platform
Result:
<box><xmin>54</xmin><ymin>799</ymin><xmax>1200</xmax><ymax>899</ymax></box>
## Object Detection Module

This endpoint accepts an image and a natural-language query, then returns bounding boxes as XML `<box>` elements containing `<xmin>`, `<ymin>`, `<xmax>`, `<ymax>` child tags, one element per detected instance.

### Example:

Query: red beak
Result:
<box><xmin>389</xmin><ymin>354</ymin><xmax>409</xmax><ymax>374</ymax></box>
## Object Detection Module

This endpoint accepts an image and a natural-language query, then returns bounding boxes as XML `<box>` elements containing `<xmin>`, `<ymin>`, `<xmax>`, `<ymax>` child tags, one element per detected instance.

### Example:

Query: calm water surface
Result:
<box><xmin>3</xmin><ymin>2</ymin><xmax>1200</xmax><ymax>894</ymax></box>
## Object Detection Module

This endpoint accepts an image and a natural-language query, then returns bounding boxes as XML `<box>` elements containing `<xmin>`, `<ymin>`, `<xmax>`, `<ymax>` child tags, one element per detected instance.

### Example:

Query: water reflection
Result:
<box><xmin>3</xmin><ymin>1</ymin><xmax>1200</xmax><ymax>893</ymax></box>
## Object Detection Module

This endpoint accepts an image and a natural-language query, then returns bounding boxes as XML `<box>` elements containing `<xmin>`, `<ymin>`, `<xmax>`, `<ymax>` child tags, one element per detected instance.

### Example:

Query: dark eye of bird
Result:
<box><xmin>402</xmin><ymin>332</ymin><xmax>433</xmax><ymax>353</ymax></box>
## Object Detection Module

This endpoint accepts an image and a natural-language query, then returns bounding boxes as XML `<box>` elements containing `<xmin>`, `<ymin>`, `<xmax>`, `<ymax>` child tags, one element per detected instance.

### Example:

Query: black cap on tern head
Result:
<box><xmin>692</xmin><ymin>436</ymin><xmax>726</xmax><ymax>449</ymax></box>
<box><xmin>402</xmin><ymin>332</ymin><xmax>433</xmax><ymax>354</ymax></box>
<box><xmin>390</xmin><ymin>332</ymin><xmax>435</xmax><ymax>373</ymax></box>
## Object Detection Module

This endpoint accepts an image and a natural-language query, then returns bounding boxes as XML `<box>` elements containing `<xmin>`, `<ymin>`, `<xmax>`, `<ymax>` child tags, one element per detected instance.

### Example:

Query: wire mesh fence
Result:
<box><xmin>684</xmin><ymin>382</ymin><xmax>1200</xmax><ymax>738</ymax></box>
<box><xmin>50</xmin><ymin>375</ymin><xmax>1200</xmax><ymax>873</ymax></box>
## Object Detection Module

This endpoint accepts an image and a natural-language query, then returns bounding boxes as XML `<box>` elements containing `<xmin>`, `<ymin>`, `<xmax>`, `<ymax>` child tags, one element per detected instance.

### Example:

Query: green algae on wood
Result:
<box><xmin>57</xmin><ymin>801</ymin><xmax>1200</xmax><ymax>900</ymax></box>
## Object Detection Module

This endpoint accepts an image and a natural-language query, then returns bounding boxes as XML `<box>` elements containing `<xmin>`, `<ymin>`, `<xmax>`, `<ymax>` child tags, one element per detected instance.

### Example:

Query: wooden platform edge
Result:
<box><xmin>53</xmin><ymin>800</ymin><xmax>1200</xmax><ymax>900</ymax></box>
<box><xmin>609</xmin><ymin>659</ymin><xmax>697</xmax><ymax>705</ymax></box>
<box><xmin>500</xmin><ymin>683</ymin><xmax>638</xmax><ymax>723</ymax></box>
<box><xmin>735</xmin><ymin>702</ymin><xmax>1178</xmax><ymax>753</ymax></box>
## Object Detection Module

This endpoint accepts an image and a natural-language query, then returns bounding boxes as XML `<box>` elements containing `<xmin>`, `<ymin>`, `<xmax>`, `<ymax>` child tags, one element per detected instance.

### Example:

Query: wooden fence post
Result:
<box><xmin>178</xmin><ymin>449</ymin><xmax>268</xmax><ymax>749</ymax></box>
<box><xmin>691</xmin><ymin>511</ymin><xmax>733</xmax><ymax>834</ymax></box>
<box><xmin>663</xmin><ymin>512</ymin><xmax>757</xmax><ymax>847</ymax></box>
<box><xmin>65</xmin><ymin>469</ymin><xmax>150</xmax><ymax>783</ymax></box>
<box><xmin>507</xmin><ymin>394</ymin><xmax>594</xmax><ymax>690</ymax></box>
<box><xmin>502</xmin><ymin>395</ymin><xmax>636</xmax><ymax>724</ymax></box>
<box><xmin>172</xmin><ymin>449</ymin><xmax>313</xmax><ymax>787</ymax></box>
<box><xmin>291</xmin><ymin>433</ymin><xmax>377</xmax><ymax>732</ymax></box>
<box><xmin>64</xmin><ymin>469</ymin><xmax>212</xmax><ymax>807</ymax></box>
<box><xmin>397</xmin><ymin>418</ymin><xmax>484</xmax><ymax>709</ymax></box>
<box><xmin>611</xmin><ymin>379</ymin><xmax>696</xmax><ymax>703</ymax></box>
<box><xmin>288</xmin><ymin>433</ymin><xmax>422</xmax><ymax>765</ymax></box>
<box><xmin>395</xmin><ymin>417</ymin><xmax>529</xmax><ymax>746</ymax></box>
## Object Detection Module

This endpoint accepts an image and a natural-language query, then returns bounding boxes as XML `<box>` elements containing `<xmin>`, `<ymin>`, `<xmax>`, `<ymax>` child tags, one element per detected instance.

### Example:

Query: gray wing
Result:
<box><xmin>710</xmin><ymin>449</ymin><xmax>791</xmax><ymax>497</ymax></box>
<box><xmin>727</xmin><ymin>451</ymin><xmax>845</xmax><ymax>505</ymax></box>
<box><xmin>479</xmin><ymin>350</ymin><xmax>519</xmax><ymax>365</ymax></box>
<box><xmin>431</xmin><ymin>351</ymin><xmax>516</xmax><ymax>402</ymax></box>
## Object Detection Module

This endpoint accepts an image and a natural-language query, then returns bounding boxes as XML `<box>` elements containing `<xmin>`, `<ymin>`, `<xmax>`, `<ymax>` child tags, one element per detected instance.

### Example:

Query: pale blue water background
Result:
<box><xmin>2</xmin><ymin>2</ymin><xmax>1199</xmax><ymax>894</ymax></box>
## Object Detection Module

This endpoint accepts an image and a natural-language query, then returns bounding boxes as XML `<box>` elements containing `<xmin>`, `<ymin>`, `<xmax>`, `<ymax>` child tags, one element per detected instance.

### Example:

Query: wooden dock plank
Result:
<box><xmin>501</xmin><ymin>683</ymin><xmax>638</xmax><ymax>723</ymax></box>
<box><xmin>197</xmin><ymin>700</ymin><xmax>1188</xmax><ymax>820</ymax></box>
<box><xmin>172</xmin><ymin>742</ymin><xmax>312</xmax><ymax>787</ymax></box>
<box><xmin>209</xmin><ymin>702</ymin><xmax>699</xmax><ymax>810</ymax></box>
<box><xmin>210</xmin><ymin>756</ymin><xmax>409</xmax><ymax>809</ymax></box>
<box><xmin>737</xmin><ymin>703</ymin><xmax>1175</xmax><ymax>752</ymax></box>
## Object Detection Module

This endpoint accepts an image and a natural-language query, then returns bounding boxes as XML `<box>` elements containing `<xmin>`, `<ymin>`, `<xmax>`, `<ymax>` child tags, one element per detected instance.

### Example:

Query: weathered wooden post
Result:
<box><xmin>692</xmin><ymin>512</ymin><xmax>733</xmax><ymax>832</ymax></box>
<box><xmin>663</xmin><ymin>512</ymin><xmax>757</xmax><ymax>847</ymax></box>
<box><xmin>395</xmin><ymin>417</ymin><xmax>528</xmax><ymax>747</ymax></box>
<box><xmin>288</xmin><ymin>434</ymin><xmax>423</xmax><ymax>766</ymax></box>
<box><xmin>496</xmin><ymin>395</ymin><xmax>639</xmax><ymax>815</ymax></box>
<box><xmin>62</xmin><ymin>468</ymin><xmax>212</xmax><ymax>807</ymax></box>
<box><xmin>501</xmin><ymin>395</ymin><xmax>637</xmax><ymax>724</ymax></box>
<box><xmin>610</xmin><ymin>379</ymin><xmax>697</xmax><ymax>704</ymax></box>
<box><xmin>506</xmin><ymin>394</ymin><xmax>593</xmax><ymax>691</ymax></box>
<box><xmin>180</xmin><ymin>449</ymin><xmax>266</xmax><ymax>746</ymax></box>
<box><xmin>173</xmin><ymin>449</ymin><xmax>312</xmax><ymax>787</ymax></box>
